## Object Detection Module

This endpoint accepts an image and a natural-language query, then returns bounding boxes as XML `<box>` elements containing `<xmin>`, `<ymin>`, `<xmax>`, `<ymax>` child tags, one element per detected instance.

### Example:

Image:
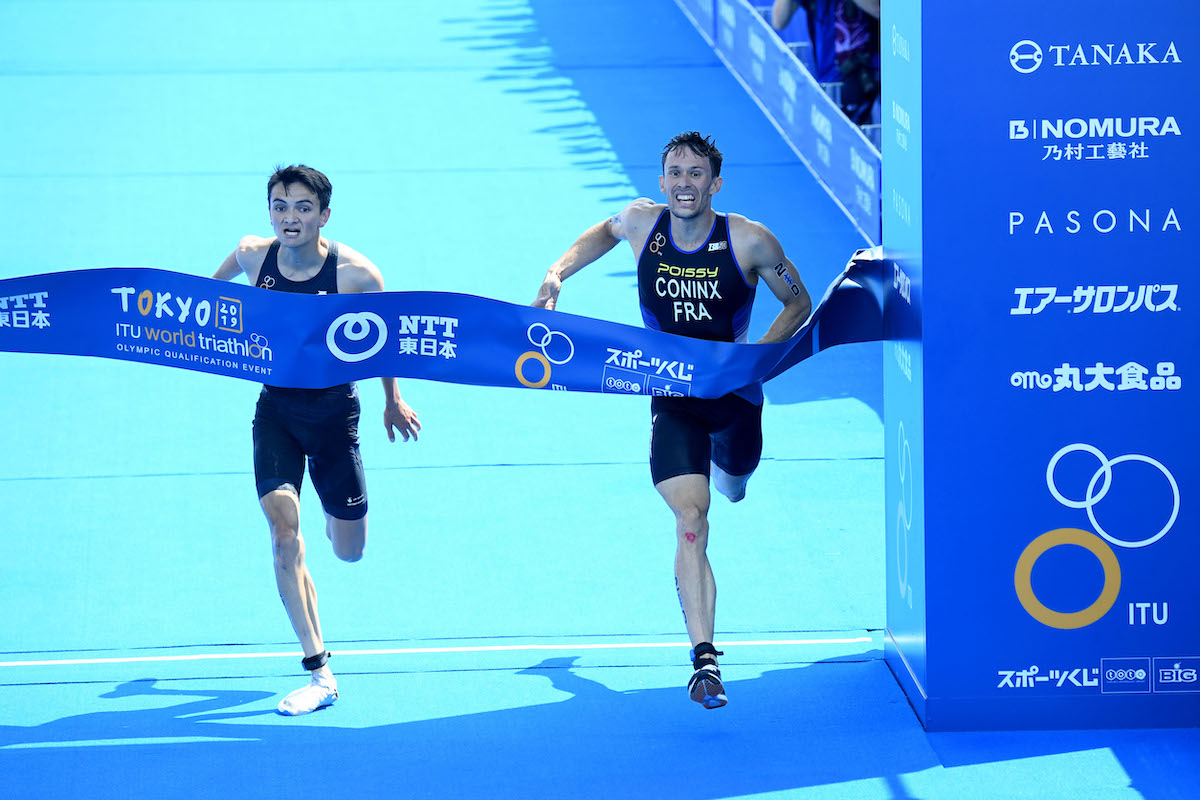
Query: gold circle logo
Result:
<box><xmin>1014</xmin><ymin>528</ymin><xmax>1121</xmax><ymax>629</ymax></box>
<box><xmin>515</xmin><ymin>351</ymin><xmax>551</xmax><ymax>389</ymax></box>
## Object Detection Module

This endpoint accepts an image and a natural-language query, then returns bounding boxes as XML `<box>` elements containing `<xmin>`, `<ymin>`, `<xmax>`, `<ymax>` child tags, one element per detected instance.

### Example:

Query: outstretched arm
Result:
<box><xmin>532</xmin><ymin>199</ymin><xmax>652</xmax><ymax>310</ymax></box>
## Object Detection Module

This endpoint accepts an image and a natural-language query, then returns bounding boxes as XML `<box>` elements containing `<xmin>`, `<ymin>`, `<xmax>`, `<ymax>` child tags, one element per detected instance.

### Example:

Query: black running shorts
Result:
<box><xmin>649</xmin><ymin>393</ymin><xmax>763</xmax><ymax>485</ymax></box>
<box><xmin>252</xmin><ymin>384</ymin><xmax>367</xmax><ymax>520</ymax></box>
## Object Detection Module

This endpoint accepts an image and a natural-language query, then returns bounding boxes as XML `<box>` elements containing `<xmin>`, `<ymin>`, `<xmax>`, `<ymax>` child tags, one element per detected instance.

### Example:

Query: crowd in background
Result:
<box><xmin>768</xmin><ymin>0</ymin><xmax>882</xmax><ymax>133</ymax></box>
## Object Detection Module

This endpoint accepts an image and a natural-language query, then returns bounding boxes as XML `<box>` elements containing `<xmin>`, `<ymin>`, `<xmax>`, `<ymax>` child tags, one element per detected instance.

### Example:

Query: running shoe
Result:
<box><xmin>277</xmin><ymin>672</ymin><xmax>338</xmax><ymax>716</ymax></box>
<box><xmin>688</xmin><ymin>663</ymin><xmax>728</xmax><ymax>709</ymax></box>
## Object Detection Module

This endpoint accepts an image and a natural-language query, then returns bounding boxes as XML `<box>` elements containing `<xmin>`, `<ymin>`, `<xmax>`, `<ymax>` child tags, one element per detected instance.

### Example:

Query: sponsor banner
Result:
<box><xmin>704</xmin><ymin>0</ymin><xmax>881</xmax><ymax>241</ymax></box>
<box><xmin>885</xmin><ymin>0</ymin><xmax>1198</xmax><ymax>729</ymax></box>
<box><xmin>0</xmin><ymin>254</ymin><xmax>884</xmax><ymax>394</ymax></box>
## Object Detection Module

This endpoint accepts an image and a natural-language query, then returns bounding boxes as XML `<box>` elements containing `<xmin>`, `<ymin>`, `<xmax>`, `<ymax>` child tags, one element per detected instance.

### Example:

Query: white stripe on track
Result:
<box><xmin>0</xmin><ymin>637</ymin><xmax>873</xmax><ymax>668</ymax></box>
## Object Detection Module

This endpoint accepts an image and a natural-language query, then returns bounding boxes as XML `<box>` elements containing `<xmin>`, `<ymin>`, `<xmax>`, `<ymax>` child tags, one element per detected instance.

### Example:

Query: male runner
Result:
<box><xmin>532</xmin><ymin>132</ymin><xmax>811</xmax><ymax>708</ymax></box>
<box><xmin>213</xmin><ymin>165</ymin><xmax>421</xmax><ymax>715</ymax></box>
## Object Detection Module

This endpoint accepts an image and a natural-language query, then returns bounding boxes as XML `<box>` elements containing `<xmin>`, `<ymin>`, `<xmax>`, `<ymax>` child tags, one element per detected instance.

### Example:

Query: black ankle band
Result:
<box><xmin>691</xmin><ymin>642</ymin><xmax>724</xmax><ymax>669</ymax></box>
<box><xmin>302</xmin><ymin>651</ymin><xmax>330</xmax><ymax>671</ymax></box>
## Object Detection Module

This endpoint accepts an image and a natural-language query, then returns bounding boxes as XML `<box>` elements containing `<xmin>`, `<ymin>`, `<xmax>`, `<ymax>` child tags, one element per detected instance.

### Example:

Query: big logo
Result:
<box><xmin>1014</xmin><ymin>444</ymin><xmax>1180</xmax><ymax>629</ymax></box>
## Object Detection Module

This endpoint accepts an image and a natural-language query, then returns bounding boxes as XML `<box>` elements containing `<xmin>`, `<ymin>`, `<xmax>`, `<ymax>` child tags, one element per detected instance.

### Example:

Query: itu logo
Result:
<box><xmin>326</xmin><ymin>312</ymin><xmax>388</xmax><ymax>363</ymax></box>
<box><xmin>1010</xmin><ymin>40</ymin><xmax>1043</xmax><ymax>73</ymax></box>
<box><xmin>515</xmin><ymin>322</ymin><xmax>574</xmax><ymax>389</ymax></box>
<box><xmin>1015</xmin><ymin>444</ymin><xmax>1180</xmax><ymax>629</ymax></box>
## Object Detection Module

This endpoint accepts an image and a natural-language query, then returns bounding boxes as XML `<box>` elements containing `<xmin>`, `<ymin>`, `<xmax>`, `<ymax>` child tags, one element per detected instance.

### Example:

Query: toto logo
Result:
<box><xmin>1010</xmin><ymin>39</ymin><xmax>1043</xmax><ymax>73</ymax></box>
<box><xmin>1014</xmin><ymin>444</ymin><xmax>1180</xmax><ymax>629</ymax></box>
<box><xmin>326</xmin><ymin>312</ymin><xmax>388</xmax><ymax>362</ymax></box>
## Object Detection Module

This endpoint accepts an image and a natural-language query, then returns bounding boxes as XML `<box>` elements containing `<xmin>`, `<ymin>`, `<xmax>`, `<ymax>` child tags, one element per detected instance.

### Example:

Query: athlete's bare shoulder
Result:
<box><xmin>725</xmin><ymin>212</ymin><xmax>771</xmax><ymax>240</ymax></box>
<box><xmin>333</xmin><ymin>241</ymin><xmax>385</xmax><ymax>293</ymax></box>
<box><xmin>610</xmin><ymin>197</ymin><xmax>665</xmax><ymax>247</ymax></box>
<box><xmin>622</xmin><ymin>197</ymin><xmax>664</xmax><ymax>226</ymax></box>
<box><xmin>726</xmin><ymin>212</ymin><xmax>782</xmax><ymax>265</ymax></box>
<box><xmin>231</xmin><ymin>235</ymin><xmax>275</xmax><ymax>282</ymax></box>
<box><xmin>237</xmin><ymin>235</ymin><xmax>274</xmax><ymax>255</ymax></box>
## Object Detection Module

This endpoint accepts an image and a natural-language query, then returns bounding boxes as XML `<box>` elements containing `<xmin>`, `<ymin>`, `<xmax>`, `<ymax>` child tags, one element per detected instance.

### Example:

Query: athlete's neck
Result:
<box><xmin>276</xmin><ymin>236</ymin><xmax>330</xmax><ymax>277</ymax></box>
<box><xmin>669</xmin><ymin>209</ymin><xmax>717</xmax><ymax>251</ymax></box>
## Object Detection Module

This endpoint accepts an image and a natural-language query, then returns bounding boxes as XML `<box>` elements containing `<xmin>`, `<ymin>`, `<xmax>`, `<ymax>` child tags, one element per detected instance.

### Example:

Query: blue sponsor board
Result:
<box><xmin>681</xmin><ymin>0</ymin><xmax>881</xmax><ymax>242</ymax></box>
<box><xmin>881</xmin><ymin>0</ymin><xmax>927</xmax><ymax>721</ymax></box>
<box><xmin>883</xmin><ymin>0</ymin><xmax>1198</xmax><ymax>729</ymax></box>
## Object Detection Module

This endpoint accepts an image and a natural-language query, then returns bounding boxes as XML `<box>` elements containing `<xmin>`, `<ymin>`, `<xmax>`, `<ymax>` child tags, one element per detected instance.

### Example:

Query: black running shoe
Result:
<box><xmin>688</xmin><ymin>663</ymin><xmax>728</xmax><ymax>708</ymax></box>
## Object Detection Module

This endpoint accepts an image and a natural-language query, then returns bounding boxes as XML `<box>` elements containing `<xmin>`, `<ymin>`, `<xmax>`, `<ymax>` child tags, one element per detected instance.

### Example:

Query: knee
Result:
<box><xmin>327</xmin><ymin>518</ymin><xmax>366</xmax><ymax>563</ymax></box>
<box><xmin>269</xmin><ymin>522</ymin><xmax>302</xmax><ymax>562</ymax></box>
<box><xmin>332</xmin><ymin>539</ymin><xmax>364</xmax><ymax>563</ymax></box>
<box><xmin>261</xmin><ymin>493</ymin><xmax>301</xmax><ymax>557</ymax></box>
<box><xmin>674</xmin><ymin>506</ymin><xmax>708</xmax><ymax>545</ymax></box>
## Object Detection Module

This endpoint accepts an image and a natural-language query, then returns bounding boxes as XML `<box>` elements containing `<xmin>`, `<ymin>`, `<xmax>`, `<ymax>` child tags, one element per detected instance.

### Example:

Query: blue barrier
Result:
<box><xmin>883</xmin><ymin>0</ymin><xmax>1198</xmax><ymax>730</ymax></box>
<box><xmin>676</xmin><ymin>0</ymin><xmax>882</xmax><ymax>243</ymax></box>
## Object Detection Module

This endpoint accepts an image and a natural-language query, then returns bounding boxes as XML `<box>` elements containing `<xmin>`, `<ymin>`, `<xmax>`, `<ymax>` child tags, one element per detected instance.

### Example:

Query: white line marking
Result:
<box><xmin>0</xmin><ymin>638</ymin><xmax>874</xmax><ymax>668</ymax></box>
<box><xmin>4</xmin><ymin>737</ymin><xmax>259</xmax><ymax>750</ymax></box>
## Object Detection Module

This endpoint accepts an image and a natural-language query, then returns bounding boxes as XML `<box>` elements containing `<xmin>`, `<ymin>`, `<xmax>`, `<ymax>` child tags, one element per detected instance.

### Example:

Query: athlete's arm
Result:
<box><xmin>213</xmin><ymin>235</ymin><xmax>270</xmax><ymax>283</ymax></box>
<box><xmin>338</xmin><ymin>248</ymin><xmax>422</xmax><ymax>443</ymax></box>
<box><xmin>533</xmin><ymin>198</ymin><xmax>655</xmax><ymax>310</ymax></box>
<box><xmin>736</xmin><ymin>218</ymin><xmax>812</xmax><ymax>344</ymax></box>
<box><xmin>213</xmin><ymin>251</ymin><xmax>242</xmax><ymax>281</ymax></box>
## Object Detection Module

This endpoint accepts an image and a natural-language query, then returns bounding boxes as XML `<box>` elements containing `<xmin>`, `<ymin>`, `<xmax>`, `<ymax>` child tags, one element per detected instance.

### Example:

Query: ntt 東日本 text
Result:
<box><xmin>0</xmin><ymin>291</ymin><xmax>51</xmax><ymax>329</ymax></box>
<box><xmin>397</xmin><ymin>314</ymin><xmax>459</xmax><ymax>360</ymax></box>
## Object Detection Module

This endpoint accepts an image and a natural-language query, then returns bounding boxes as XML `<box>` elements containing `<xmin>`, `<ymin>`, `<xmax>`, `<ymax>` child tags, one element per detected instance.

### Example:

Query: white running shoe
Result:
<box><xmin>277</xmin><ymin>672</ymin><xmax>338</xmax><ymax>716</ymax></box>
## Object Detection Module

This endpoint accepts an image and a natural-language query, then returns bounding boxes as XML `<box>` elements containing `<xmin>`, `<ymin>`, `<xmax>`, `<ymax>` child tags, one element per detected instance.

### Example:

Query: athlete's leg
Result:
<box><xmin>261</xmin><ymin>488</ymin><xmax>326</xmax><ymax>660</ymax></box>
<box><xmin>711</xmin><ymin>396</ymin><xmax>764</xmax><ymax>504</ymax></box>
<box><xmin>656</xmin><ymin>473</ymin><xmax>715</xmax><ymax>647</ymax></box>
<box><xmin>326</xmin><ymin>514</ymin><xmax>366</xmax><ymax>562</ymax></box>
<box><xmin>307</xmin><ymin>384</ymin><xmax>368</xmax><ymax>563</ymax></box>
<box><xmin>651</xmin><ymin>397</ymin><xmax>728</xmax><ymax>707</ymax></box>
<box><xmin>253</xmin><ymin>389</ymin><xmax>339</xmax><ymax>715</ymax></box>
<box><xmin>711</xmin><ymin>463</ymin><xmax>752</xmax><ymax>503</ymax></box>
<box><xmin>657</xmin><ymin>473</ymin><xmax>728</xmax><ymax>708</ymax></box>
<box><xmin>262</xmin><ymin>488</ymin><xmax>339</xmax><ymax>715</ymax></box>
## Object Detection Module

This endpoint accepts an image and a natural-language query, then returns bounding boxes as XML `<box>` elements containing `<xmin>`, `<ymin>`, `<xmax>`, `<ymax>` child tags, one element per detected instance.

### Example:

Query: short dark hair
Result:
<box><xmin>661</xmin><ymin>131</ymin><xmax>723</xmax><ymax>177</ymax></box>
<box><xmin>267</xmin><ymin>164</ymin><xmax>332</xmax><ymax>211</ymax></box>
